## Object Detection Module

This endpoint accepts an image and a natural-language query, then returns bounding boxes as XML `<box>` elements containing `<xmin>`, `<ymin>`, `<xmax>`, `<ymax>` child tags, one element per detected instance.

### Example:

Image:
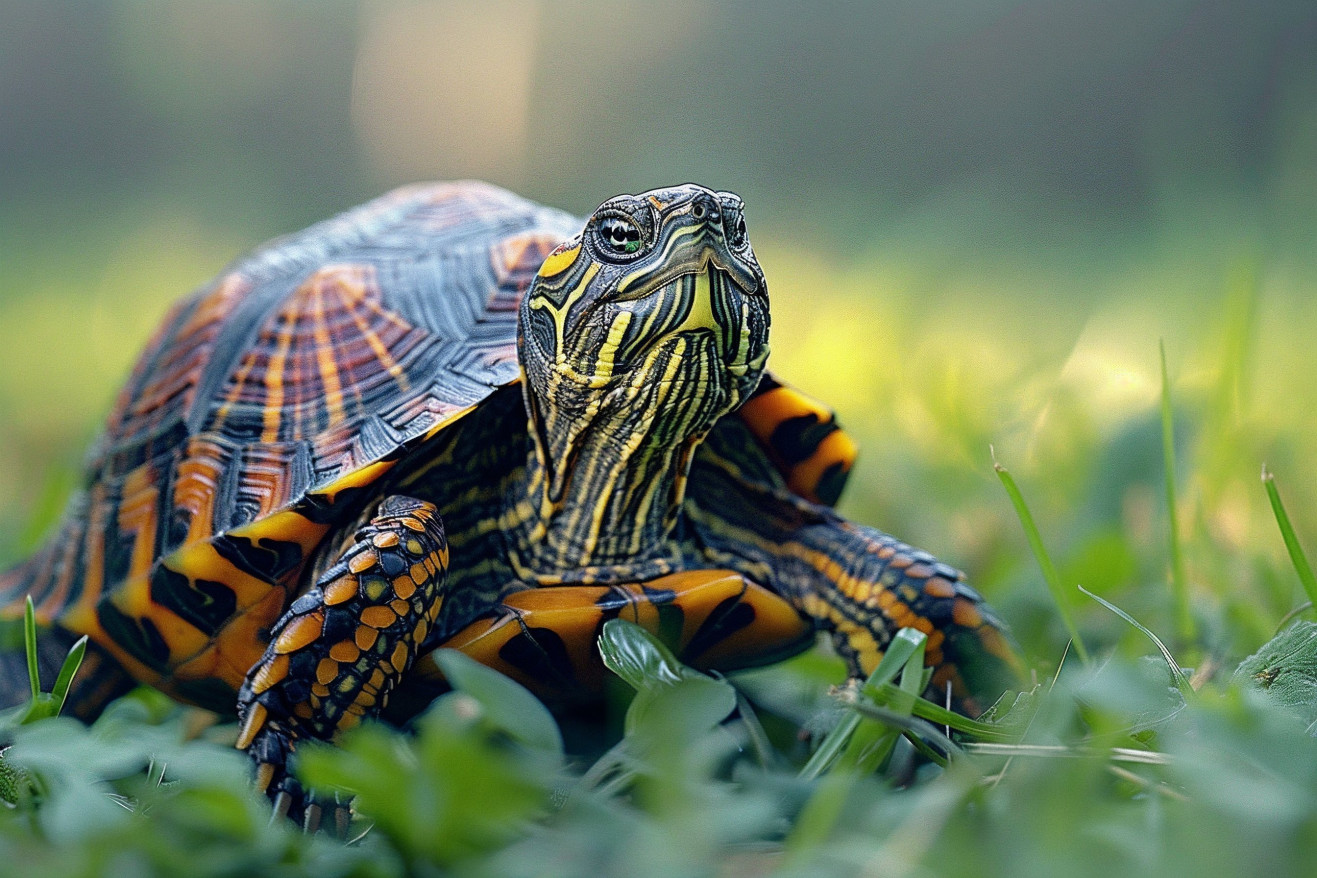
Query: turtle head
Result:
<box><xmin>519</xmin><ymin>184</ymin><xmax>769</xmax><ymax>417</ymax></box>
<box><xmin>514</xmin><ymin>185</ymin><xmax>771</xmax><ymax>569</ymax></box>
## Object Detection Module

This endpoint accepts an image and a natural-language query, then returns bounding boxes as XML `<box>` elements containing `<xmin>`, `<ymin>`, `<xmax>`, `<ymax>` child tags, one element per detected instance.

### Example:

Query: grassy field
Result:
<box><xmin>2</xmin><ymin>206</ymin><xmax>1317</xmax><ymax>876</ymax></box>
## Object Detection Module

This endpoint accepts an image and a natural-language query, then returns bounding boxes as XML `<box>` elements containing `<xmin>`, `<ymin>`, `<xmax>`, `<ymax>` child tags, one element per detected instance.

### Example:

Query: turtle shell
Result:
<box><xmin>2</xmin><ymin>182</ymin><xmax>582</xmax><ymax>704</ymax></box>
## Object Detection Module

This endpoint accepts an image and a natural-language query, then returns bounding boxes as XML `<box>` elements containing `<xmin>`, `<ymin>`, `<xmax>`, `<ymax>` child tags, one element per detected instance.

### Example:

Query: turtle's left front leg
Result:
<box><xmin>235</xmin><ymin>495</ymin><xmax>448</xmax><ymax>831</ymax></box>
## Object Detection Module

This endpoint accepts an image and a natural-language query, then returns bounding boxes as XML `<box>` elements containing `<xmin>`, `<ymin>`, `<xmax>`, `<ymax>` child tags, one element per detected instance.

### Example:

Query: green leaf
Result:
<box><xmin>597</xmin><ymin>617</ymin><xmax>690</xmax><ymax>690</ymax></box>
<box><xmin>597</xmin><ymin>620</ymin><xmax>738</xmax><ymax>739</ymax></box>
<box><xmin>1233</xmin><ymin>621</ymin><xmax>1317</xmax><ymax>727</ymax></box>
<box><xmin>626</xmin><ymin>675</ymin><xmax>737</xmax><ymax>741</ymax></box>
<box><xmin>433</xmin><ymin>649</ymin><xmax>563</xmax><ymax>758</ymax></box>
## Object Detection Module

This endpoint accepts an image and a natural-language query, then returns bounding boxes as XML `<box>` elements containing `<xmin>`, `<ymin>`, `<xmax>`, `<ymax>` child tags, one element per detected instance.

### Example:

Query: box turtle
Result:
<box><xmin>0</xmin><ymin>182</ymin><xmax>1021</xmax><ymax>826</ymax></box>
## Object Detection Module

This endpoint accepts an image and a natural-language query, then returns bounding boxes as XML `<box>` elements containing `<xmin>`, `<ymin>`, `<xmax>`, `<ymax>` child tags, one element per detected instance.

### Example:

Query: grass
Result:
<box><xmin>3</xmin><ymin>218</ymin><xmax>1317</xmax><ymax>875</ymax></box>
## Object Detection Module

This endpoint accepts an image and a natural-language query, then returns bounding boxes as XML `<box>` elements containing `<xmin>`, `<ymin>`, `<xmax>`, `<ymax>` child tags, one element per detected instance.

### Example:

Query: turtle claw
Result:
<box><xmin>247</xmin><ymin>721</ymin><xmax>349</xmax><ymax>834</ymax></box>
<box><xmin>302</xmin><ymin>802</ymin><xmax>323</xmax><ymax>834</ymax></box>
<box><xmin>270</xmin><ymin>789</ymin><xmax>294</xmax><ymax>825</ymax></box>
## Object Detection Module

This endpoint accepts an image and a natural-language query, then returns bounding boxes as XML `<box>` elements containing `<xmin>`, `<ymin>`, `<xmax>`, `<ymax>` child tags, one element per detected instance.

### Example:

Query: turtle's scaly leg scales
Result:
<box><xmin>235</xmin><ymin>495</ymin><xmax>447</xmax><ymax>830</ymax></box>
<box><xmin>420</xmin><ymin>570</ymin><xmax>815</xmax><ymax>697</ymax></box>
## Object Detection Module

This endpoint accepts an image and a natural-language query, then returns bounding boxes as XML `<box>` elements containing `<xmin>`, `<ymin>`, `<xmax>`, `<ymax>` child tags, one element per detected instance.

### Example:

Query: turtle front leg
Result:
<box><xmin>235</xmin><ymin>495</ymin><xmax>448</xmax><ymax>831</ymax></box>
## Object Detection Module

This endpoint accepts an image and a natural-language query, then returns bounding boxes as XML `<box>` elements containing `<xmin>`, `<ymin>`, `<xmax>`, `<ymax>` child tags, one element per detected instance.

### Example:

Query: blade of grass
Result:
<box><xmin>991</xmin><ymin>447</ymin><xmax>1090</xmax><ymax>663</ymax></box>
<box><xmin>1261</xmin><ymin>464</ymin><xmax>1317</xmax><ymax>609</ymax></box>
<box><xmin>834</xmin><ymin>632</ymin><xmax>926</xmax><ymax>775</ymax></box>
<box><xmin>24</xmin><ymin>597</ymin><xmax>39</xmax><ymax>701</ymax></box>
<box><xmin>798</xmin><ymin>628</ymin><xmax>925</xmax><ymax>781</ymax></box>
<box><xmin>787</xmin><ymin>631</ymin><xmax>930</xmax><ymax>861</ymax></box>
<box><xmin>1078</xmin><ymin>584</ymin><xmax>1191</xmax><ymax>694</ymax></box>
<box><xmin>1161</xmin><ymin>340</ymin><xmax>1193</xmax><ymax>642</ymax></box>
<box><xmin>48</xmin><ymin>635</ymin><xmax>87</xmax><ymax>717</ymax></box>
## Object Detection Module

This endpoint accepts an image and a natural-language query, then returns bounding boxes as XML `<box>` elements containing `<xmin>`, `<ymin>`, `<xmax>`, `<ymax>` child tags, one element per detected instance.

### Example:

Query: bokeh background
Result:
<box><xmin>2</xmin><ymin>0</ymin><xmax>1315</xmax><ymax>662</ymax></box>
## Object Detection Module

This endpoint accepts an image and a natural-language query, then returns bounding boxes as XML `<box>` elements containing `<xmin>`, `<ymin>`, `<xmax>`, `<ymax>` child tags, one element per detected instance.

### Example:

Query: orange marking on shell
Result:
<box><xmin>309</xmin><ymin>272</ymin><xmax>348</xmax><ymax>428</ymax></box>
<box><xmin>357</xmin><ymin>690</ymin><xmax>377</xmax><ymax>708</ymax></box>
<box><xmin>207</xmin><ymin>585</ymin><xmax>289</xmax><ymax>694</ymax></box>
<box><xmin>313</xmin><ymin>459</ymin><xmax>397</xmax><ymax>506</ymax></box>
<box><xmin>372</xmin><ymin>531</ymin><xmax>400</xmax><ymax>549</ymax></box>
<box><xmin>390</xmin><ymin>598</ymin><xmax>411</xmax><ymax>616</ymax></box>
<box><xmin>258</xmin><ymin>303</ymin><xmax>298</xmax><ymax>444</ymax></box>
<box><xmin>311</xmin><ymin>682</ymin><xmax>330</xmax><ymax>698</ymax></box>
<box><xmin>235</xmin><ymin>702</ymin><xmax>268</xmax><ymax>751</ymax></box>
<box><xmin>905</xmin><ymin>562</ymin><xmax>934</xmax><ymax>579</ymax></box>
<box><xmin>348</xmin><ymin>550</ymin><xmax>378</xmax><ymax>575</ymax></box>
<box><xmin>401</xmin><ymin>516</ymin><xmax>427</xmax><ymax>533</ymax></box>
<box><xmin>250</xmin><ymin>652</ymin><xmax>290</xmax><ymax>695</ymax></box>
<box><xmin>324</xmin><ymin>576</ymin><xmax>358</xmax><ymax>606</ymax></box>
<box><xmin>329</xmin><ymin>640</ymin><xmax>361</xmax><ymax>663</ymax></box>
<box><xmin>361</xmin><ymin>605</ymin><xmax>397</xmax><ymax>629</ymax></box>
<box><xmin>392</xmin><ymin>576</ymin><xmax>416</xmax><ymax>600</ymax></box>
<box><xmin>951</xmin><ymin>598</ymin><xmax>983</xmax><ymax>629</ymax></box>
<box><xmin>316</xmin><ymin>657</ymin><xmax>339</xmax><ymax>686</ymax></box>
<box><xmin>118</xmin><ymin>465</ymin><xmax>162</xmax><ymax>589</ymax></box>
<box><xmin>355</xmin><ymin>626</ymin><xmax>380</xmax><ymax>651</ymax></box>
<box><xmin>293</xmin><ymin>702</ymin><xmax>314</xmax><ymax>719</ymax></box>
<box><xmin>409</xmin><ymin>562</ymin><xmax>428</xmax><ymax>583</ymax></box>
<box><xmin>369</xmin><ymin>667</ymin><xmax>386</xmax><ymax>690</ymax></box>
<box><xmin>273</xmin><ymin>610</ymin><xmax>324</xmax><ymax>654</ymax></box>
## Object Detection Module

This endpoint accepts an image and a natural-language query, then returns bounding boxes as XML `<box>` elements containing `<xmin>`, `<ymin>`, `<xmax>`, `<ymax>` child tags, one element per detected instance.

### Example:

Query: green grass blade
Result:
<box><xmin>797</xmin><ymin>628</ymin><xmax>926</xmax><ymax>781</ymax></box>
<box><xmin>992</xmin><ymin>448</ymin><xmax>1090</xmax><ymax>663</ymax></box>
<box><xmin>835</xmin><ymin>631</ymin><xmax>926</xmax><ymax>775</ymax></box>
<box><xmin>23</xmin><ymin>597</ymin><xmax>39</xmax><ymax>701</ymax></box>
<box><xmin>1262</xmin><ymin>464</ymin><xmax>1317</xmax><ymax>609</ymax></box>
<box><xmin>1078</xmin><ymin>584</ymin><xmax>1191</xmax><ymax>694</ymax></box>
<box><xmin>1161</xmin><ymin>340</ymin><xmax>1193</xmax><ymax>642</ymax></box>
<box><xmin>48</xmin><ymin>635</ymin><xmax>87</xmax><ymax>717</ymax></box>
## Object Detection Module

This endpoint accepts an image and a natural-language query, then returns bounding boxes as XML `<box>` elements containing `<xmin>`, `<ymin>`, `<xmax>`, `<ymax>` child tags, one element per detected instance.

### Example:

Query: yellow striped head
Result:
<box><xmin>519</xmin><ymin>185</ymin><xmax>770</xmax><ymax>418</ymax></box>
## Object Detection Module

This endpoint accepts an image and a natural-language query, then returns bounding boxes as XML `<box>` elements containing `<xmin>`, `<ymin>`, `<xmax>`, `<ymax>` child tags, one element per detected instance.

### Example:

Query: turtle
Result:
<box><xmin>0</xmin><ymin>181</ymin><xmax>1021</xmax><ymax>827</ymax></box>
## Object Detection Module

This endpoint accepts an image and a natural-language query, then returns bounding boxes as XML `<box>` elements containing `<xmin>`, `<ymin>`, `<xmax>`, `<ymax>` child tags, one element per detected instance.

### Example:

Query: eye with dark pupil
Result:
<box><xmin>599</xmin><ymin>217</ymin><xmax>642</xmax><ymax>254</ymax></box>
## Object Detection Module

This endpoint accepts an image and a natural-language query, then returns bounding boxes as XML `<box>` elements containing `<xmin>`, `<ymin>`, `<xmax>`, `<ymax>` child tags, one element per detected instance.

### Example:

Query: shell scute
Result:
<box><xmin>1</xmin><ymin>182</ymin><xmax>578</xmax><ymax>700</ymax></box>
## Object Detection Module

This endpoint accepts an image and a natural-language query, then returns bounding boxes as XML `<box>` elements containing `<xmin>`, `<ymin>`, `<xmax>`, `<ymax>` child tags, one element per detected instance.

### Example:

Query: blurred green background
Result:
<box><xmin>2</xmin><ymin>0</ymin><xmax>1316</xmax><ymax>664</ymax></box>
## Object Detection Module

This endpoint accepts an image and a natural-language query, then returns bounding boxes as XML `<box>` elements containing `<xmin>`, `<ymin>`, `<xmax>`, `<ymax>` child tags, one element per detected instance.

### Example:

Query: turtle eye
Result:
<box><xmin>596</xmin><ymin>215</ymin><xmax>644</xmax><ymax>257</ymax></box>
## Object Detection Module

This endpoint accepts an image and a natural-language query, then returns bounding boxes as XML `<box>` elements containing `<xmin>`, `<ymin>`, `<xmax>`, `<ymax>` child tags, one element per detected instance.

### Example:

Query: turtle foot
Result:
<box><xmin>246</xmin><ymin>718</ymin><xmax>352</xmax><ymax>836</ymax></box>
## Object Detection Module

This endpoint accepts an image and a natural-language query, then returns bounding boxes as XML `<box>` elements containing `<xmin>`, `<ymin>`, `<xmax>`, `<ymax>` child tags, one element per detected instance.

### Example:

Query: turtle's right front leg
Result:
<box><xmin>235</xmin><ymin>495</ymin><xmax>448</xmax><ymax>831</ymax></box>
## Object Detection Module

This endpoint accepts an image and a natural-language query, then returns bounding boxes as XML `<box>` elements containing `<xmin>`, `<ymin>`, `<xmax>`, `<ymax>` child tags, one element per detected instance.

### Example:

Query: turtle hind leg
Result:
<box><xmin>235</xmin><ymin>495</ymin><xmax>448</xmax><ymax>831</ymax></box>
